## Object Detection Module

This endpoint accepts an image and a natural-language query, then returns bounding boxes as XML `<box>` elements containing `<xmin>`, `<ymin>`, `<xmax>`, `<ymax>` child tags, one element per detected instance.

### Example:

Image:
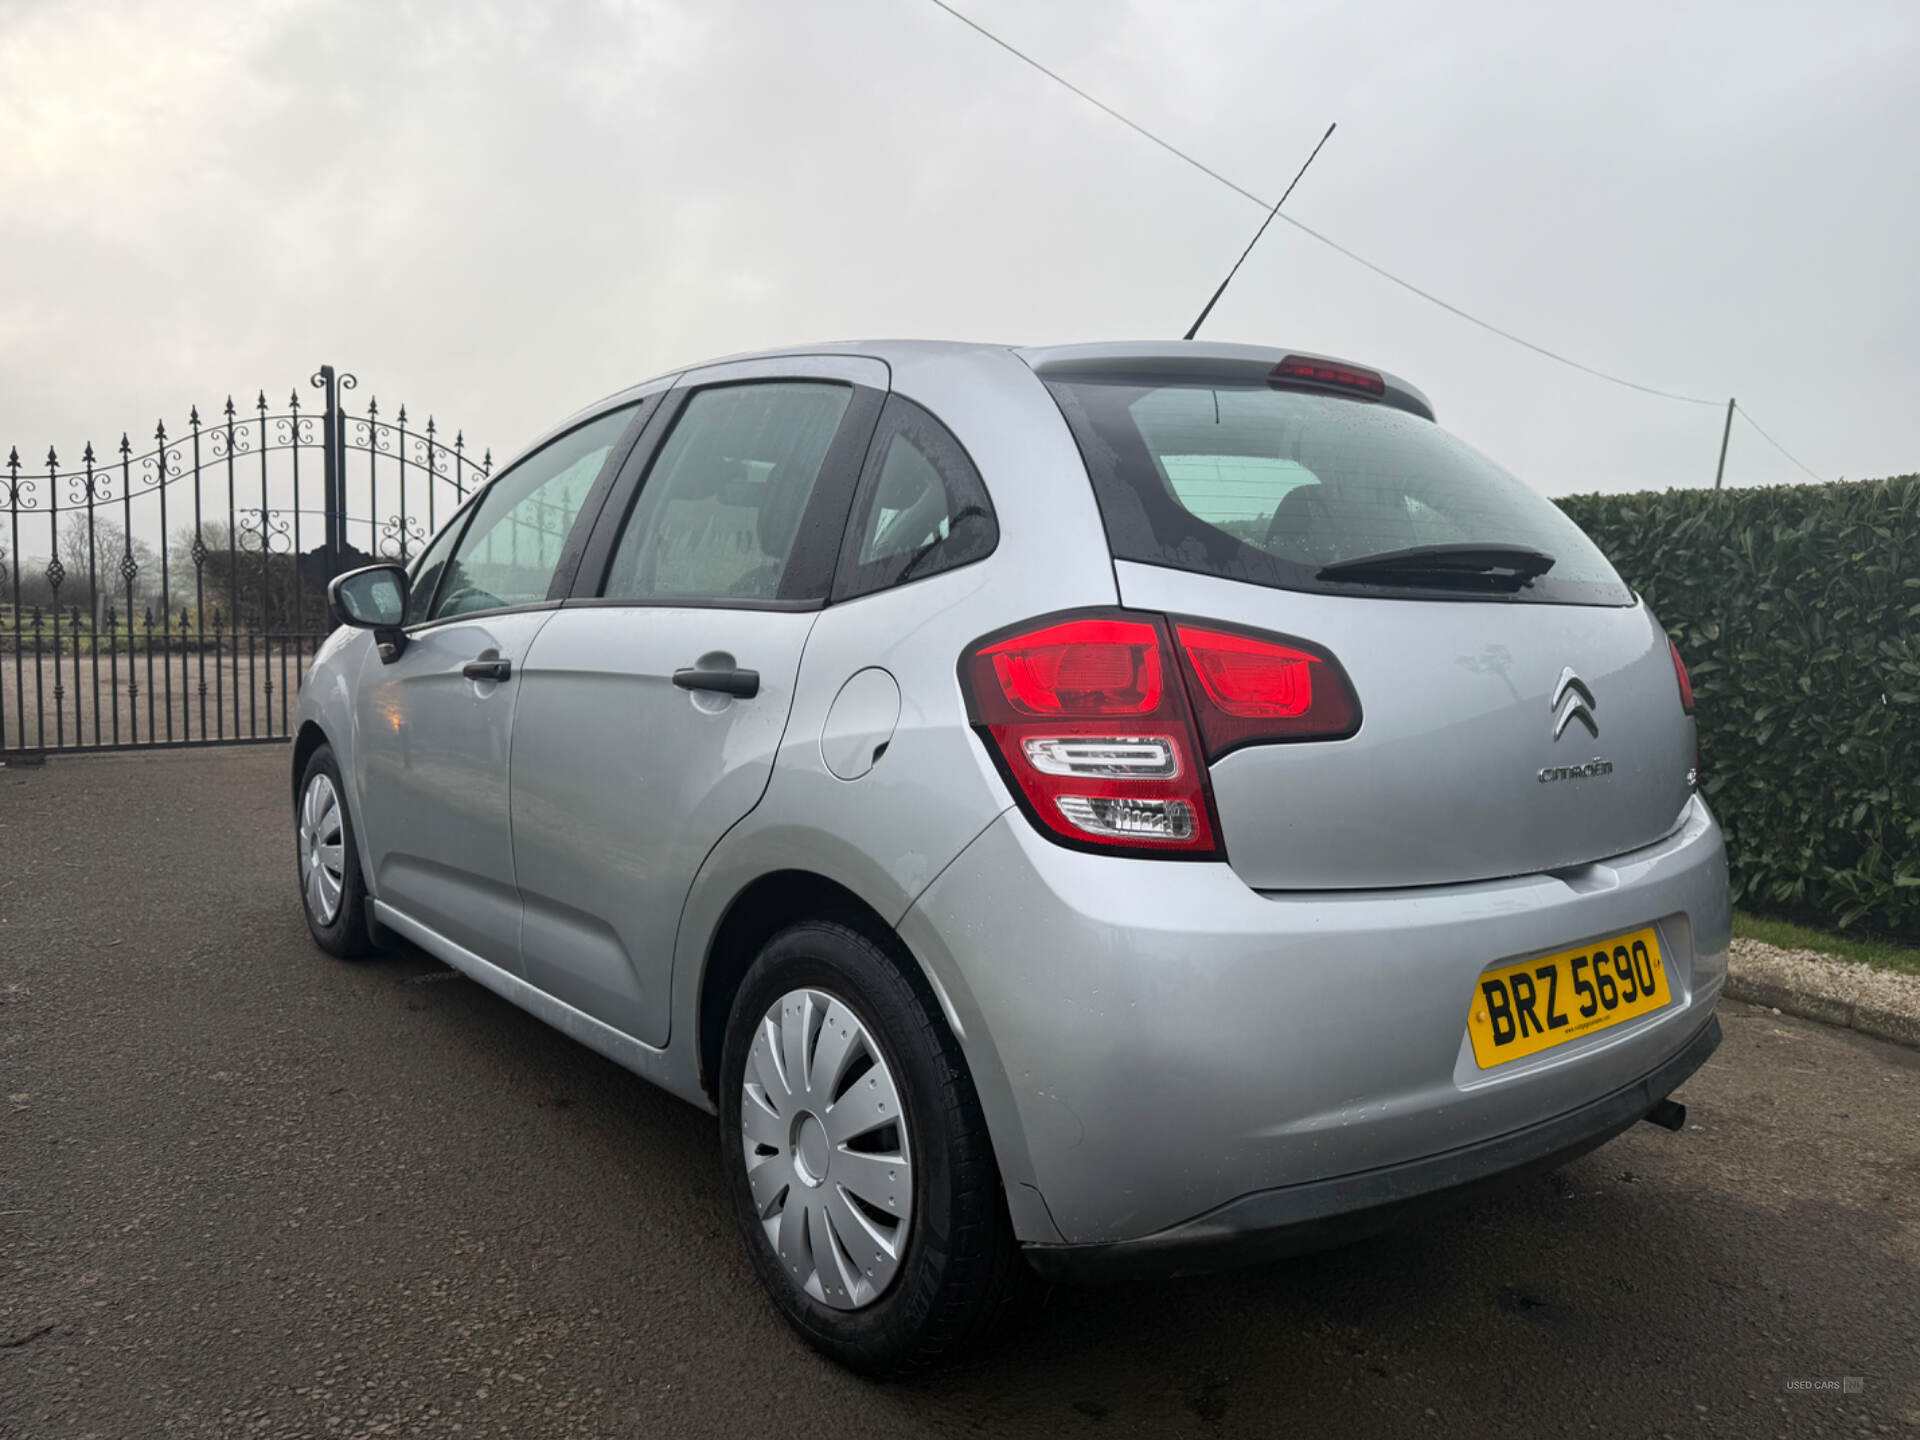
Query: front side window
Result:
<box><xmin>405</xmin><ymin>502</ymin><xmax>471</xmax><ymax>619</ymax></box>
<box><xmin>429</xmin><ymin>406</ymin><xmax>635</xmax><ymax>620</ymax></box>
<box><xmin>833</xmin><ymin>396</ymin><xmax>997</xmax><ymax>601</ymax></box>
<box><xmin>602</xmin><ymin>382</ymin><xmax>851</xmax><ymax>602</ymax></box>
<box><xmin>1047</xmin><ymin>379</ymin><xmax>1632</xmax><ymax>605</ymax></box>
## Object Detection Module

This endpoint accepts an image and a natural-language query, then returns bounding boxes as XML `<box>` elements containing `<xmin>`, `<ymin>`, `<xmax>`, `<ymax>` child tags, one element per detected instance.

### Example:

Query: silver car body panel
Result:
<box><xmin>663</xmin><ymin>345</ymin><xmax>1118</xmax><ymax>1241</ymax></box>
<box><xmin>900</xmin><ymin>794</ymin><xmax>1728</xmax><ymax>1244</ymax></box>
<box><xmin>507</xmin><ymin>351</ymin><xmax>890</xmax><ymax>1048</ymax></box>
<box><xmin>295</xmin><ymin>337</ymin><xmax>1729</xmax><ymax>1259</ymax></box>
<box><xmin>373</xmin><ymin>900</ymin><xmax>685</xmax><ymax>1095</ymax></box>
<box><xmin>352</xmin><ymin>608</ymin><xmax>557</xmax><ymax>969</ymax></box>
<box><xmin>296</xmin><ymin>367</ymin><xmax>688</xmax><ymax>916</ymax></box>
<box><xmin>510</xmin><ymin>604</ymin><xmax>819</xmax><ymax>1047</ymax></box>
<box><xmin>1111</xmin><ymin>561</ymin><xmax>1697</xmax><ymax>890</ymax></box>
<box><xmin>670</xmin><ymin>342</ymin><xmax>1120</xmax><ymax>952</ymax></box>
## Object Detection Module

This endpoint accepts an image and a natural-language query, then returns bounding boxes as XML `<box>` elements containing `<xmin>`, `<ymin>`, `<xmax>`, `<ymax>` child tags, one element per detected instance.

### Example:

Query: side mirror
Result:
<box><xmin>327</xmin><ymin>563</ymin><xmax>411</xmax><ymax>662</ymax></box>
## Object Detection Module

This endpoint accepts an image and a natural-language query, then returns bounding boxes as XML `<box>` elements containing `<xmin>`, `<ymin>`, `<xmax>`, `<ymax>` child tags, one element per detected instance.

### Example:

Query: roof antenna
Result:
<box><xmin>1183</xmin><ymin>121</ymin><xmax>1336</xmax><ymax>341</ymax></box>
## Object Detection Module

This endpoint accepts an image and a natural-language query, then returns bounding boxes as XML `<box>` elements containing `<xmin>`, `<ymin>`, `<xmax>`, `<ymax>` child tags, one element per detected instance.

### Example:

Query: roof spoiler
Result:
<box><xmin>1017</xmin><ymin>343</ymin><xmax>1436</xmax><ymax>423</ymax></box>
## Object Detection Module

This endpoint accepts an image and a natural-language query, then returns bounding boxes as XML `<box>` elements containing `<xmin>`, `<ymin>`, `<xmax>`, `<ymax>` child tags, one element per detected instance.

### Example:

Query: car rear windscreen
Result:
<box><xmin>1045</xmin><ymin>377</ymin><xmax>1633</xmax><ymax>606</ymax></box>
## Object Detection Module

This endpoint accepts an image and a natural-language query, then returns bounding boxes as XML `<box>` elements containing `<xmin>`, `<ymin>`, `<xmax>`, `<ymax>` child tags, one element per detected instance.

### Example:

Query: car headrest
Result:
<box><xmin>681</xmin><ymin>454</ymin><xmax>751</xmax><ymax>502</ymax></box>
<box><xmin>1265</xmin><ymin>483</ymin><xmax>1334</xmax><ymax>563</ymax></box>
<box><xmin>873</xmin><ymin>445</ymin><xmax>933</xmax><ymax>513</ymax></box>
<box><xmin>757</xmin><ymin>460</ymin><xmax>812</xmax><ymax>561</ymax></box>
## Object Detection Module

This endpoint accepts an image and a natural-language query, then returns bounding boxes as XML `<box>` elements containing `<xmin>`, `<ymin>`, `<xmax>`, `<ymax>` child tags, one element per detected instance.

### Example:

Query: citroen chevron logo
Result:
<box><xmin>1551</xmin><ymin>667</ymin><xmax>1598</xmax><ymax>740</ymax></box>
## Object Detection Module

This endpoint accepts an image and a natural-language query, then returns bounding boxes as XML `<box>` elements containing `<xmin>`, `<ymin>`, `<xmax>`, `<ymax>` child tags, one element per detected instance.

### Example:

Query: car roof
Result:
<box><xmin>613</xmin><ymin>339</ymin><xmax>1432</xmax><ymax>416</ymax></box>
<box><xmin>517</xmin><ymin>338</ymin><xmax>1435</xmax><ymax>478</ymax></box>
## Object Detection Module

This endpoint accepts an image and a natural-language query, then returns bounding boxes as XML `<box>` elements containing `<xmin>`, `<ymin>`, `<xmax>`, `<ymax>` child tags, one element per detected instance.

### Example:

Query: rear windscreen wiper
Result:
<box><xmin>1316</xmin><ymin>543</ymin><xmax>1556</xmax><ymax>591</ymax></box>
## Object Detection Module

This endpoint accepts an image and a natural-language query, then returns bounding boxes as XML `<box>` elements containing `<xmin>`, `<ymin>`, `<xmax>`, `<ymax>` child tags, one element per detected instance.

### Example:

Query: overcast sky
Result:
<box><xmin>2</xmin><ymin>0</ymin><xmax>1915</xmax><ymax>497</ymax></box>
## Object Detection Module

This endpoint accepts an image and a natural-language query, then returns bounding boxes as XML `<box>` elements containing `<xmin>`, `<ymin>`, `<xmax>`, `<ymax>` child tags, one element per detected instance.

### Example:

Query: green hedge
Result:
<box><xmin>1558</xmin><ymin>476</ymin><xmax>1920</xmax><ymax>938</ymax></box>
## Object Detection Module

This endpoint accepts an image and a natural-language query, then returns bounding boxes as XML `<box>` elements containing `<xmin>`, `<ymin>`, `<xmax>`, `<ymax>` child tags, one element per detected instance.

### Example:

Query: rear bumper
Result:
<box><xmin>898</xmin><ymin>794</ymin><xmax>1730</xmax><ymax>1249</ymax></box>
<box><xmin>1023</xmin><ymin>1013</ymin><xmax>1719</xmax><ymax>1282</ymax></box>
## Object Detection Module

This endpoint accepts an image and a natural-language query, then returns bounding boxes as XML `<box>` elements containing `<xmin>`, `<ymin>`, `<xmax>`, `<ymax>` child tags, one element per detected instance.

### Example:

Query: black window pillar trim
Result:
<box><xmin>779</xmin><ymin>382</ymin><xmax>885</xmax><ymax>603</ymax></box>
<box><xmin>566</xmin><ymin>374</ymin><xmax>889</xmax><ymax>605</ymax></box>
<box><xmin>396</xmin><ymin>397</ymin><xmax>655</xmax><ymax>629</ymax></box>
<box><xmin>828</xmin><ymin>393</ymin><xmax>1000</xmax><ymax>604</ymax></box>
<box><xmin>540</xmin><ymin>394</ymin><xmax>665</xmax><ymax>603</ymax></box>
<box><xmin>405</xmin><ymin>488</ymin><xmax>484</xmax><ymax>626</ymax></box>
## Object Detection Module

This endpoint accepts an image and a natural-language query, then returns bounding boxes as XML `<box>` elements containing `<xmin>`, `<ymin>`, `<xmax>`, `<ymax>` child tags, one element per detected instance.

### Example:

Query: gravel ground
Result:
<box><xmin>1728</xmin><ymin>938</ymin><xmax>1920</xmax><ymax>1048</ymax></box>
<box><xmin>2</xmin><ymin>747</ymin><xmax>1917</xmax><ymax>1438</ymax></box>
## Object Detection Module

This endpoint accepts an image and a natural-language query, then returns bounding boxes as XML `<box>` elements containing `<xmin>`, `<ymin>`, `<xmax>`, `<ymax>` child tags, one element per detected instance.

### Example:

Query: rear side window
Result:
<box><xmin>603</xmin><ymin>382</ymin><xmax>851</xmax><ymax>603</ymax></box>
<box><xmin>1046</xmin><ymin>379</ymin><xmax>1632</xmax><ymax>605</ymax></box>
<box><xmin>833</xmin><ymin>396</ymin><xmax>997</xmax><ymax>601</ymax></box>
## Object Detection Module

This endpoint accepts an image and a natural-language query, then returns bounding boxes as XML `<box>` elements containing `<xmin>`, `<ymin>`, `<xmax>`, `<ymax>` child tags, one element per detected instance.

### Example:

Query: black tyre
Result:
<box><xmin>295</xmin><ymin>743</ymin><xmax>375</xmax><ymax>959</ymax></box>
<box><xmin>718</xmin><ymin>920</ymin><xmax>1035</xmax><ymax>1376</ymax></box>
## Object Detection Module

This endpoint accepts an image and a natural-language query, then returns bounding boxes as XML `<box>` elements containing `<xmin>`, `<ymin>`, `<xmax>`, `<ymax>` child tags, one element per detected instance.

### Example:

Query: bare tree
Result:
<box><xmin>168</xmin><ymin>521</ymin><xmax>234</xmax><ymax>613</ymax></box>
<box><xmin>168</xmin><ymin>520</ymin><xmax>319</xmax><ymax>630</ymax></box>
<box><xmin>56</xmin><ymin>521</ymin><xmax>162</xmax><ymax>626</ymax></box>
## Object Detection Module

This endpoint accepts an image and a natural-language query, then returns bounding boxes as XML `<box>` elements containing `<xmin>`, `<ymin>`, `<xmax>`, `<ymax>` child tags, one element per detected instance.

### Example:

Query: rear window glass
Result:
<box><xmin>1046</xmin><ymin>379</ymin><xmax>1632</xmax><ymax>605</ymax></box>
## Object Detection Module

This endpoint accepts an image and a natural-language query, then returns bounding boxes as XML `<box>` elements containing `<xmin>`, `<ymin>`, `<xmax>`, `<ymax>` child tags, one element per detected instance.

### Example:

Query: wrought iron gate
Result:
<box><xmin>0</xmin><ymin>365</ymin><xmax>489</xmax><ymax>758</ymax></box>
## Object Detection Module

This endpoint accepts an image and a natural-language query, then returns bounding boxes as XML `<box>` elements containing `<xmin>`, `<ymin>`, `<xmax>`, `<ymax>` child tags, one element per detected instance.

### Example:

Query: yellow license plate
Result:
<box><xmin>1466</xmin><ymin>926</ymin><xmax>1670</xmax><ymax>1069</ymax></box>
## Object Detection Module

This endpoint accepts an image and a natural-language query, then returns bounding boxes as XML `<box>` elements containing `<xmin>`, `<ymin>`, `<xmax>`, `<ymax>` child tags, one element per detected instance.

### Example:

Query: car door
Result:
<box><xmin>353</xmin><ymin>401</ymin><xmax>647</xmax><ymax>967</ymax></box>
<box><xmin>507</xmin><ymin>356</ymin><xmax>886</xmax><ymax>1046</ymax></box>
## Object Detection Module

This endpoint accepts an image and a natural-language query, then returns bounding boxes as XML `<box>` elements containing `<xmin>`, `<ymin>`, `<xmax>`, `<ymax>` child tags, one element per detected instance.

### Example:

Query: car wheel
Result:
<box><xmin>297</xmin><ymin>744</ymin><xmax>375</xmax><ymax>958</ymax></box>
<box><xmin>718</xmin><ymin>920</ymin><xmax>1035</xmax><ymax>1376</ymax></box>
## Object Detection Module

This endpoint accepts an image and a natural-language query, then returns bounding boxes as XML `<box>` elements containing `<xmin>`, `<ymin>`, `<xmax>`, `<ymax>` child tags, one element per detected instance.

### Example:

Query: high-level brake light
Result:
<box><xmin>1270</xmin><ymin>355</ymin><xmax>1386</xmax><ymax>398</ymax></box>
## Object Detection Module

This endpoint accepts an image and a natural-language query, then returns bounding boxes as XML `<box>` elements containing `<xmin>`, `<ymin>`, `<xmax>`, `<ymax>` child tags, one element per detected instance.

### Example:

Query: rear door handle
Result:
<box><xmin>672</xmin><ymin>665</ymin><xmax>759</xmax><ymax>699</ymax></box>
<box><xmin>462</xmin><ymin>658</ymin><xmax>512</xmax><ymax>682</ymax></box>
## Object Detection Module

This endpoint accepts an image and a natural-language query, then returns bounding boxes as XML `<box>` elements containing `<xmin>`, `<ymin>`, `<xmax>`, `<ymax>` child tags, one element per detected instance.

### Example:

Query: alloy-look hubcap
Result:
<box><xmin>741</xmin><ymin>987</ymin><xmax>913</xmax><ymax>1311</ymax></box>
<box><xmin>299</xmin><ymin>773</ymin><xmax>346</xmax><ymax>926</ymax></box>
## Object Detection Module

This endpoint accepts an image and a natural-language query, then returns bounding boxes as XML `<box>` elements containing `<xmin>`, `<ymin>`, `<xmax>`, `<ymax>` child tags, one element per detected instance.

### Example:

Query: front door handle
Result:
<box><xmin>672</xmin><ymin>665</ymin><xmax>759</xmax><ymax>699</ymax></box>
<box><xmin>462</xmin><ymin>657</ymin><xmax>512</xmax><ymax>682</ymax></box>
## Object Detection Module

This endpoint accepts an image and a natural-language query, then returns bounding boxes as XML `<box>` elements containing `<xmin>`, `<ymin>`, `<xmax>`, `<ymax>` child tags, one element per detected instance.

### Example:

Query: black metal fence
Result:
<box><xmin>0</xmin><ymin>365</ymin><xmax>489</xmax><ymax>758</ymax></box>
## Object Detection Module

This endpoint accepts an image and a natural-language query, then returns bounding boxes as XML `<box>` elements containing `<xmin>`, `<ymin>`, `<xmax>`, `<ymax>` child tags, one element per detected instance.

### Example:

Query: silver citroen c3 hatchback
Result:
<box><xmin>294</xmin><ymin>340</ymin><xmax>1728</xmax><ymax>1374</ymax></box>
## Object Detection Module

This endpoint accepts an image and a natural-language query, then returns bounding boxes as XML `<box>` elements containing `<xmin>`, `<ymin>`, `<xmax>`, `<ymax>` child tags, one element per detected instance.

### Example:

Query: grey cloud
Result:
<box><xmin>1</xmin><ymin>0</ymin><xmax>1913</xmax><ymax>493</ymax></box>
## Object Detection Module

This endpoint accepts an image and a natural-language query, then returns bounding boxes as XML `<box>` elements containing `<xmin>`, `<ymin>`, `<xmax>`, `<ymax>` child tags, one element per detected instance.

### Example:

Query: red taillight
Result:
<box><xmin>981</xmin><ymin>617</ymin><xmax>1163</xmax><ymax>715</ymax></box>
<box><xmin>961</xmin><ymin>611</ymin><xmax>1361</xmax><ymax>857</ymax></box>
<box><xmin>1669</xmin><ymin>640</ymin><xmax>1694</xmax><ymax>714</ymax></box>
<box><xmin>964</xmin><ymin>613</ymin><xmax>1216</xmax><ymax>855</ymax></box>
<box><xmin>1270</xmin><ymin>355</ymin><xmax>1386</xmax><ymax>398</ymax></box>
<box><xmin>1174</xmin><ymin>624</ymin><xmax>1359</xmax><ymax>755</ymax></box>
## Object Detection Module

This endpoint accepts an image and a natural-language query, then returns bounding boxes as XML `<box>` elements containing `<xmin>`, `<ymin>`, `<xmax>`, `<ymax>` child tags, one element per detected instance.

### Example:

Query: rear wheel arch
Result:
<box><xmin>696</xmin><ymin>870</ymin><xmax>941</xmax><ymax>1100</ymax></box>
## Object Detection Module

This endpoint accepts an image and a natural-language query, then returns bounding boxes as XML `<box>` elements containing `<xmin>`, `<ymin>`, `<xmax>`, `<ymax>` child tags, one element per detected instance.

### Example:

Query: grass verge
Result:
<box><xmin>1733</xmin><ymin>912</ymin><xmax>1920</xmax><ymax>979</ymax></box>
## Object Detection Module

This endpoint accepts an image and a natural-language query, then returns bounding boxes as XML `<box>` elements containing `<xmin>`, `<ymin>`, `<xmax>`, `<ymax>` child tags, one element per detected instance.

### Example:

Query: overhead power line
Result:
<box><xmin>921</xmin><ymin>0</ymin><xmax>1800</xmax><ymax>428</ymax></box>
<box><xmin>921</xmin><ymin>0</ymin><xmax>1273</xmax><ymax>207</ymax></box>
<box><xmin>1736</xmin><ymin>404</ymin><xmax>1824</xmax><ymax>483</ymax></box>
<box><xmin>1259</xmin><ymin>216</ymin><xmax>1725</xmax><ymax>408</ymax></box>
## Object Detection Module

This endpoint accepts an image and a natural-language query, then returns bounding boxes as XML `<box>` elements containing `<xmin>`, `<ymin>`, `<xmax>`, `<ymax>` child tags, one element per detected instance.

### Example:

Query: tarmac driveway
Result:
<box><xmin>2</xmin><ymin>747</ymin><xmax>1915</xmax><ymax>1437</ymax></box>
